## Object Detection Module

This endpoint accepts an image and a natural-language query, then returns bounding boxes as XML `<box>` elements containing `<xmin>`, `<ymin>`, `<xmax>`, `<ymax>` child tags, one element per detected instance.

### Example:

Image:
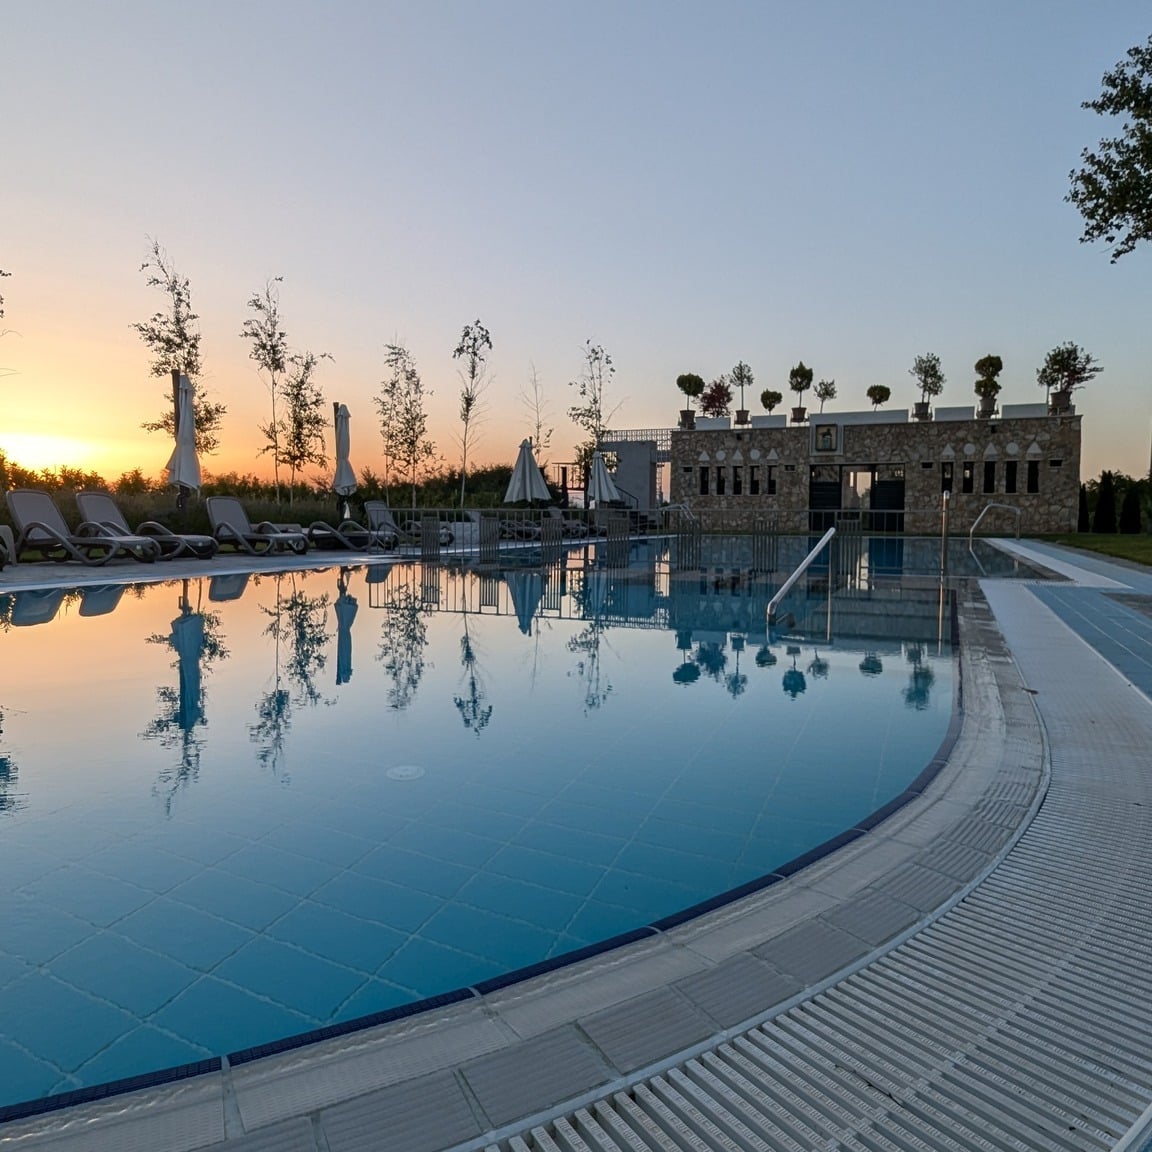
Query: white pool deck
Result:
<box><xmin>2</xmin><ymin>540</ymin><xmax>1152</xmax><ymax>1150</ymax></box>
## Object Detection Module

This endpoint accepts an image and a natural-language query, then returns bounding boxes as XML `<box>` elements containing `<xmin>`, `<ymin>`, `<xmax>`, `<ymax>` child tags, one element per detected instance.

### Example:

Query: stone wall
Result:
<box><xmin>668</xmin><ymin>414</ymin><xmax>1081</xmax><ymax>534</ymax></box>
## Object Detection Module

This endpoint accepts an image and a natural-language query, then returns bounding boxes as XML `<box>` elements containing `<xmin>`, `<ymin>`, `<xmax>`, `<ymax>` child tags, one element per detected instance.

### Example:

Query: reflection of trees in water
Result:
<box><xmin>567</xmin><ymin>621</ymin><xmax>614</xmax><ymax>713</ymax></box>
<box><xmin>251</xmin><ymin>574</ymin><xmax>332</xmax><ymax>776</ymax></box>
<box><xmin>144</xmin><ymin>589</ymin><xmax>229</xmax><ymax>813</ymax></box>
<box><xmin>376</xmin><ymin>584</ymin><xmax>431</xmax><ymax>711</ymax></box>
<box><xmin>454</xmin><ymin>616</ymin><xmax>493</xmax><ymax>735</ymax></box>
<box><xmin>725</xmin><ymin>637</ymin><xmax>747</xmax><ymax>698</ymax></box>
<box><xmin>903</xmin><ymin>644</ymin><xmax>936</xmax><ymax>710</ymax></box>
<box><xmin>0</xmin><ymin>706</ymin><xmax>23</xmax><ymax>815</ymax></box>
<box><xmin>782</xmin><ymin>645</ymin><xmax>807</xmax><ymax>699</ymax></box>
<box><xmin>694</xmin><ymin>641</ymin><xmax>727</xmax><ymax>681</ymax></box>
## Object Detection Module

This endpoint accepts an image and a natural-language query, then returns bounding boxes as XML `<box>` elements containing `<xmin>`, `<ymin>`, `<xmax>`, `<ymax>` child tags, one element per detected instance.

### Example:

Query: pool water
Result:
<box><xmin>0</xmin><ymin>543</ymin><xmax>953</xmax><ymax>1108</ymax></box>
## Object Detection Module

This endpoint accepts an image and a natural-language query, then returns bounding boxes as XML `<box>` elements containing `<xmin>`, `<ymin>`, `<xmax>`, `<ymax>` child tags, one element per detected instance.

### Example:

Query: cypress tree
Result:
<box><xmin>1078</xmin><ymin>484</ymin><xmax>1090</xmax><ymax>532</ymax></box>
<box><xmin>1119</xmin><ymin>487</ymin><xmax>1142</xmax><ymax>533</ymax></box>
<box><xmin>1093</xmin><ymin>471</ymin><xmax>1118</xmax><ymax>533</ymax></box>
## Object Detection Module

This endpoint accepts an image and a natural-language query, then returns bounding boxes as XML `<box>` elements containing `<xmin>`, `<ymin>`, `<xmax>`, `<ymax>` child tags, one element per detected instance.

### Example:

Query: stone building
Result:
<box><xmin>663</xmin><ymin>403</ymin><xmax>1081</xmax><ymax>534</ymax></box>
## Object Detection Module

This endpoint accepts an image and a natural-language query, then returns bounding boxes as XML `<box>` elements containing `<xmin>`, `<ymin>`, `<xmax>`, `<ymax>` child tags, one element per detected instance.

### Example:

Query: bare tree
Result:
<box><xmin>452</xmin><ymin>319</ymin><xmax>492</xmax><ymax>507</ymax></box>
<box><xmin>374</xmin><ymin>342</ymin><xmax>436</xmax><ymax>508</ymax></box>
<box><xmin>134</xmin><ymin>239</ymin><xmax>226</xmax><ymax>455</ymax></box>
<box><xmin>521</xmin><ymin>361</ymin><xmax>553</xmax><ymax>454</ymax></box>
<box><xmin>241</xmin><ymin>278</ymin><xmax>288</xmax><ymax>502</ymax></box>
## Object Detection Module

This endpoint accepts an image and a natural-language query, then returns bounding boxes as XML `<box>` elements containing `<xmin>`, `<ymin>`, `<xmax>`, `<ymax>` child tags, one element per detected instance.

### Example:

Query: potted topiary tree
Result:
<box><xmin>814</xmin><ymin>378</ymin><xmax>837</xmax><ymax>413</ymax></box>
<box><xmin>910</xmin><ymin>352</ymin><xmax>945</xmax><ymax>420</ymax></box>
<box><xmin>866</xmin><ymin>384</ymin><xmax>891</xmax><ymax>409</ymax></box>
<box><xmin>973</xmin><ymin>354</ymin><xmax>1003</xmax><ymax>418</ymax></box>
<box><xmin>760</xmin><ymin>388</ymin><xmax>783</xmax><ymax>416</ymax></box>
<box><xmin>731</xmin><ymin>360</ymin><xmax>754</xmax><ymax>425</ymax></box>
<box><xmin>676</xmin><ymin>372</ymin><xmax>705</xmax><ymax>428</ymax></box>
<box><xmin>700</xmin><ymin>375</ymin><xmax>733</xmax><ymax>418</ymax></box>
<box><xmin>789</xmin><ymin>361</ymin><xmax>813</xmax><ymax>423</ymax></box>
<box><xmin>1037</xmin><ymin>342</ymin><xmax>1101</xmax><ymax>413</ymax></box>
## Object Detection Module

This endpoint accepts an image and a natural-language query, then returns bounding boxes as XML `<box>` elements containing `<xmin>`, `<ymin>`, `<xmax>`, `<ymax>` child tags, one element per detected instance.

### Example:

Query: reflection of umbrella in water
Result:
<box><xmin>504</xmin><ymin>569</ymin><xmax>544</xmax><ymax>635</ymax></box>
<box><xmin>587</xmin><ymin>451</ymin><xmax>620</xmax><ymax>507</ymax></box>
<box><xmin>504</xmin><ymin>439</ymin><xmax>551</xmax><ymax>504</ymax></box>
<box><xmin>335</xmin><ymin>571</ymin><xmax>358</xmax><ymax>684</ymax></box>
<box><xmin>172</xmin><ymin>608</ymin><xmax>206</xmax><ymax>731</ymax></box>
<box><xmin>782</xmin><ymin>645</ymin><xmax>806</xmax><ymax>699</ymax></box>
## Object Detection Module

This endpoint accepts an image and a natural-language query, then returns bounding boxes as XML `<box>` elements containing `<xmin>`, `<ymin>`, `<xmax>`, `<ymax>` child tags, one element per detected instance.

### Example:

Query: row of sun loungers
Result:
<box><xmin>0</xmin><ymin>490</ymin><xmax>597</xmax><ymax>570</ymax></box>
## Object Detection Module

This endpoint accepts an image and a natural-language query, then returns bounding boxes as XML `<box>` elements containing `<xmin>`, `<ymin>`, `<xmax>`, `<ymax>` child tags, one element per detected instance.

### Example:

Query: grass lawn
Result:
<box><xmin>1044</xmin><ymin>534</ymin><xmax>1152</xmax><ymax>568</ymax></box>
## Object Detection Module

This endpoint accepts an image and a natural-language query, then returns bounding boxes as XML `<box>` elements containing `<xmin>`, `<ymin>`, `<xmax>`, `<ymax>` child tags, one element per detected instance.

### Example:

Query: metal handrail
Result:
<box><xmin>767</xmin><ymin>525</ymin><xmax>836</xmax><ymax>622</ymax></box>
<box><xmin>968</xmin><ymin>502</ymin><xmax>1022</xmax><ymax>546</ymax></box>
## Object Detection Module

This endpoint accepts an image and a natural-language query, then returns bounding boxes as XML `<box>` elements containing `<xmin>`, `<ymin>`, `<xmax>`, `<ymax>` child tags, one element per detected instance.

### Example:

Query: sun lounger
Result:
<box><xmin>76</xmin><ymin>491</ymin><xmax>218</xmax><ymax>560</ymax></box>
<box><xmin>10</xmin><ymin>588</ymin><xmax>67</xmax><ymax>626</ymax></box>
<box><xmin>363</xmin><ymin>502</ymin><xmax>418</xmax><ymax>546</ymax></box>
<box><xmin>6</xmin><ymin>489</ymin><xmax>162</xmax><ymax>565</ymax></box>
<box><xmin>306</xmin><ymin>516</ymin><xmax>398</xmax><ymax>551</ymax></box>
<box><xmin>206</xmin><ymin>496</ymin><xmax>309</xmax><ymax>556</ymax></box>
<box><xmin>78</xmin><ymin>585</ymin><xmax>128</xmax><ymax>617</ymax></box>
<box><xmin>0</xmin><ymin>524</ymin><xmax>14</xmax><ymax>570</ymax></box>
<box><xmin>544</xmin><ymin>505</ymin><xmax>589</xmax><ymax>538</ymax></box>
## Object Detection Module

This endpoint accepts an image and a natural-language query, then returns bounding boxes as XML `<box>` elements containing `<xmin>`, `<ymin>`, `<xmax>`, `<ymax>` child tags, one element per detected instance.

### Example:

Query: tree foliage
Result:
<box><xmin>974</xmin><ymin>354</ymin><xmax>1003</xmax><ymax>399</ymax></box>
<box><xmin>1078</xmin><ymin>483</ymin><xmax>1090</xmax><ymax>532</ymax></box>
<box><xmin>0</xmin><ymin>267</ymin><xmax>9</xmax><ymax>325</ymax></box>
<box><xmin>1067</xmin><ymin>34</ymin><xmax>1152</xmax><ymax>262</ymax></box>
<box><xmin>730</xmin><ymin>360</ymin><xmax>754</xmax><ymax>410</ymax></box>
<box><xmin>1119</xmin><ymin>486</ymin><xmax>1143</xmax><ymax>533</ymax></box>
<box><xmin>814</xmin><ymin>378</ymin><xmax>837</xmax><ymax>413</ymax></box>
<box><xmin>1093</xmin><ymin>470</ymin><xmax>1118</xmax><ymax>533</ymax></box>
<box><xmin>134</xmin><ymin>239</ymin><xmax>226</xmax><ymax>455</ymax></box>
<box><xmin>568</xmin><ymin>340</ymin><xmax>620</xmax><ymax>462</ymax></box>
<box><xmin>700</xmin><ymin>375</ymin><xmax>733</xmax><ymax>417</ymax></box>
<box><xmin>452</xmin><ymin>318</ymin><xmax>492</xmax><ymax>507</ymax></box>
<box><xmin>760</xmin><ymin>389</ymin><xmax>783</xmax><ymax>413</ymax></box>
<box><xmin>1036</xmin><ymin>342</ymin><xmax>1101</xmax><ymax>397</ymax></box>
<box><xmin>375</xmin><ymin>342</ymin><xmax>436</xmax><ymax>508</ymax></box>
<box><xmin>866</xmin><ymin>384</ymin><xmax>891</xmax><ymax>408</ymax></box>
<box><xmin>788</xmin><ymin>361</ymin><xmax>813</xmax><ymax>399</ymax></box>
<box><xmin>910</xmin><ymin>353</ymin><xmax>945</xmax><ymax>402</ymax></box>
<box><xmin>676</xmin><ymin>372</ymin><xmax>705</xmax><ymax>406</ymax></box>
<box><xmin>241</xmin><ymin>278</ymin><xmax>289</xmax><ymax>501</ymax></box>
<box><xmin>277</xmin><ymin>351</ymin><xmax>330</xmax><ymax>503</ymax></box>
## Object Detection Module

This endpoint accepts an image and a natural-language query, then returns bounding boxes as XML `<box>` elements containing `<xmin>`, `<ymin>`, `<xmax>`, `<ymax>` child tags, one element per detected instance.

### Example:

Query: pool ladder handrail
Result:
<box><xmin>968</xmin><ymin>502</ymin><xmax>1022</xmax><ymax>547</ymax></box>
<box><xmin>767</xmin><ymin>525</ymin><xmax>836</xmax><ymax>623</ymax></box>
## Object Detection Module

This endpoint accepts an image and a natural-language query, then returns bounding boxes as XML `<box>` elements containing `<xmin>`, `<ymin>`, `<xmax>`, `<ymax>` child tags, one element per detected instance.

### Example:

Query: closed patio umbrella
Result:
<box><xmin>504</xmin><ymin>439</ymin><xmax>551</xmax><ymax>504</ymax></box>
<box><xmin>166</xmin><ymin>374</ymin><xmax>201</xmax><ymax>510</ymax></box>
<box><xmin>587</xmin><ymin>452</ymin><xmax>620</xmax><ymax>506</ymax></box>
<box><xmin>333</xmin><ymin>403</ymin><xmax>357</xmax><ymax>518</ymax></box>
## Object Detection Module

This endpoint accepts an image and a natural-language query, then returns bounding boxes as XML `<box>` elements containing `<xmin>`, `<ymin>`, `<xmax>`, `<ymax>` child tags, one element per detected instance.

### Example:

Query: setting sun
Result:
<box><xmin>0</xmin><ymin>433</ymin><xmax>137</xmax><ymax>476</ymax></box>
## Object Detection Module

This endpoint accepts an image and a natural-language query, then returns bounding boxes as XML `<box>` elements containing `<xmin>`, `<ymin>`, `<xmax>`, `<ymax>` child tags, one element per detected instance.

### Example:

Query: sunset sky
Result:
<box><xmin>1</xmin><ymin>2</ymin><xmax>1149</xmax><ymax>483</ymax></box>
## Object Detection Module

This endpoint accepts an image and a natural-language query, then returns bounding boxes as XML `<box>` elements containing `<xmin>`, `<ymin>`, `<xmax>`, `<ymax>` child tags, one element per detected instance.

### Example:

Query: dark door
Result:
<box><xmin>809</xmin><ymin>470</ymin><xmax>842</xmax><ymax>532</ymax></box>
<box><xmin>870</xmin><ymin>479</ymin><xmax>905</xmax><ymax>532</ymax></box>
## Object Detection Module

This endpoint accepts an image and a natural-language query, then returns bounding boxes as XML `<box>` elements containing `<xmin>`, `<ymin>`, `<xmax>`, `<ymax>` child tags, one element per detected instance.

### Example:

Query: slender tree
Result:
<box><xmin>730</xmin><ymin>360</ymin><xmax>754</xmax><ymax>413</ymax></box>
<box><xmin>375</xmin><ymin>342</ymin><xmax>435</xmax><ymax>509</ymax></box>
<box><xmin>910</xmin><ymin>353</ymin><xmax>945</xmax><ymax>405</ymax></box>
<box><xmin>134</xmin><ymin>239</ymin><xmax>226</xmax><ymax>455</ymax></box>
<box><xmin>452</xmin><ymin>319</ymin><xmax>492</xmax><ymax>507</ymax></box>
<box><xmin>277</xmin><ymin>351</ymin><xmax>330</xmax><ymax>503</ymax></box>
<box><xmin>788</xmin><ymin>361</ymin><xmax>814</xmax><ymax>408</ymax></box>
<box><xmin>1068</xmin><ymin>34</ymin><xmax>1152</xmax><ymax>262</ymax></box>
<box><xmin>0</xmin><ymin>268</ymin><xmax>9</xmax><ymax>327</ymax></box>
<box><xmin>521</xmin><ymin>361</ymin><xmax>553</xmax><ymax>454</ymax></box>
<box><xmin>1093</xmin><ymin>470</ymin><xmax>1118</xmax><ymax>533</ymax></box>
<box><xmin>676</xmin><ymin>372</ymin><xmax>706</xmax><ymax>410</ymax></box>
<box><xmin>241</xmin><ymin>279</ymin><xmax>289</xmax><ymax>502</ymax></box>
<box><xmin>1078</xmin><ymin>484</ymin><xmax>1091</xmax><ymax>532</ymax></box>
<box><xmin>568</xmin><ymin>340</ymin><xmax>621</xmax><ymax>477</ymax></box>
<box><xmin>814</xmin><ymin>378</ymin><xmax>837</xmax><ymax>413</ymax></box>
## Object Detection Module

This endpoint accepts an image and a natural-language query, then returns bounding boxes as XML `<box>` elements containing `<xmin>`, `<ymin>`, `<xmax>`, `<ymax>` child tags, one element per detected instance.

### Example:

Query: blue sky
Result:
<box><xmin>1</xmin><ymin>1</ymin><xmax>1148</xmax><ymax>480</ymax></box>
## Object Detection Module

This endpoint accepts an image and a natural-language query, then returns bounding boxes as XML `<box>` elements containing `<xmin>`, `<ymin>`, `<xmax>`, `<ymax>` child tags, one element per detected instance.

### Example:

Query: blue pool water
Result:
<box><xmin>0</xmin><ymin>542</ymin><xmax>954</xmax><ymax>1108</ymax></box>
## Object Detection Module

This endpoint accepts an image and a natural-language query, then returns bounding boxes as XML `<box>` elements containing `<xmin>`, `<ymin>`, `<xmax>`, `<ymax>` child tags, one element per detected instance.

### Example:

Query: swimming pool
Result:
<box><xmin>0</xmin><ymin>541</ymin><xmax>957</xmax><ymax>1111</ymax></box>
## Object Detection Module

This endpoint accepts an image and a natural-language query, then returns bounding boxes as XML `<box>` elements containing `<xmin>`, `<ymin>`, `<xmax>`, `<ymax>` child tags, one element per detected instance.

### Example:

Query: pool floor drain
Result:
<box><xmin>386</xmin><ymin>764</ymin><xmax>425</xmax><ymax>781</ymax></box>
